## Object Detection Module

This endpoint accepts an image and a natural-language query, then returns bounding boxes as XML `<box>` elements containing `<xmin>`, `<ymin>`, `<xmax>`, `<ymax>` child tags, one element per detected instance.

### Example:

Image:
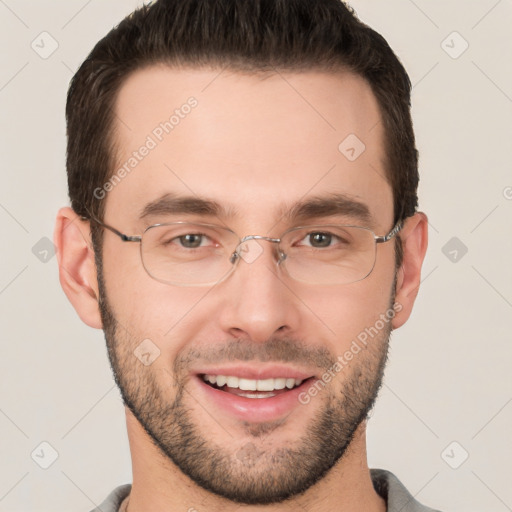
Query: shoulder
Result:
<box><xmin>370</xmin><ymin>468</ymin><xmax>444</xmax><ymax>512</ymax></box>
<box><xmin>88</xmin><ymin>484</ymin><xmax>132</xmax><ymax>512</ymax></box>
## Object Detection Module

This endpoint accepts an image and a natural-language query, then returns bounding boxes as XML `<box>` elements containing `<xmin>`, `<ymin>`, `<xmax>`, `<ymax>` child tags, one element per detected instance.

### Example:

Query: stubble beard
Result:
<box><xmin>97</xmin><ymin>265</ymin><xmax>394</xmax><ymax>505</ymax></box>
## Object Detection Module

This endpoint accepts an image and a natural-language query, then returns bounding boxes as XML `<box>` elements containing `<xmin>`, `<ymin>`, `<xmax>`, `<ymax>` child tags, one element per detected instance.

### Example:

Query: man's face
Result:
<box><xmin>98</xmin><ymin>66</ymin><xmax>397</xmax><ymax>503</ymax></box>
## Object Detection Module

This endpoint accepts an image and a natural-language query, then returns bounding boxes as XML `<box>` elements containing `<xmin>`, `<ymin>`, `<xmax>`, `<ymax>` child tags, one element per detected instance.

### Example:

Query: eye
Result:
<box><xmin>157</xmin><ymin>229</ymin><xmax>216</xmax><ymax>250</ymax></box>
<box><xmin>175</xmin><ymin>233</ymin><xmax>210</xmax><ymax>249</ymax></box>
<box><xmin>299</xmin><ymin>231</ymin><xmax>346</xmax><ymax>248</ymax></box>
<box><xmin>147</xmin><ymin>224</ymin><xmax>231</xmax><ymax>262</ymax></box>
<box><xmin>307</xmin><ymin>232</ymin><xmax>334</xmax><ymax>248</ymax></box>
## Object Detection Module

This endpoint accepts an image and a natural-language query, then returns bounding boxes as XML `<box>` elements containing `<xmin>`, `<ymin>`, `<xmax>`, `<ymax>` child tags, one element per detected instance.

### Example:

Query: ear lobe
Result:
<box><xmin>391</xmin><ymin>212</ymin><xmax>429</xmax><ymax>329</ymax></box>
<box><xmin>54</xmin><ymin>207</ymin><xmax>103</xmax><ymax>329</ymax></box>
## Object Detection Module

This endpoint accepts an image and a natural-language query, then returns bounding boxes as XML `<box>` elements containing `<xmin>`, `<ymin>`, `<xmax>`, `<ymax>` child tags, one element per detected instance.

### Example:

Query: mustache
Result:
<box><xmin>174</xmin><ymin>337</ymin><xmax>336</xmax><ymax>374</ymax></box>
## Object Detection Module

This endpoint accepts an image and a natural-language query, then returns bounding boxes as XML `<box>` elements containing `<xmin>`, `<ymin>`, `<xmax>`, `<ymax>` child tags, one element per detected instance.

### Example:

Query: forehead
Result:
<box><xmin>107</xmin><ymin>65</ymin><xmax>393</xmax><ymax>231</ymax></box>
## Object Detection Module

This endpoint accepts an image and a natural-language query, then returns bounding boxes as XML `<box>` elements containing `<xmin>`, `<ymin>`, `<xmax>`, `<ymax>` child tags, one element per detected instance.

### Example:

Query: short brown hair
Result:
<box><xmin>66</xmin><ymin>0</ymin><xmax>418</xmax><ymax>266</ymax></box>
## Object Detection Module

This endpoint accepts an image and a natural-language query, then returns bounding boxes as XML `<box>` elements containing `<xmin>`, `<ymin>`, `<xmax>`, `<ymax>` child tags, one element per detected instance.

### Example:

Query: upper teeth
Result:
<box><xmin>202</xmin><ymin>374</ymin><xmax>303</xmax><ymax>391</ymax></box>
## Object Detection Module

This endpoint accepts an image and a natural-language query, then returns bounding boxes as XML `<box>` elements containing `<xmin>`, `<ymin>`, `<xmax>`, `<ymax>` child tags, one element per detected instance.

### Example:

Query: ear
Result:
<box><xmin>391</xmin><ymin>212</ymin><xmax>429</xmax><ymax>329</ymax></box>
<box><xmin>54</xmin><ymin>207</ymin><xmax>102</xmax><ymax>329</ymax></box>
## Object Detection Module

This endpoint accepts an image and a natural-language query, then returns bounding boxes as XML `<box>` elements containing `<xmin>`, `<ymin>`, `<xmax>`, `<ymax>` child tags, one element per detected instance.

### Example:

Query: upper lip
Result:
<box><xmin>194</xmin><ymin>365</ymin><xmax>315</xmax><ymax>381</ymax></box>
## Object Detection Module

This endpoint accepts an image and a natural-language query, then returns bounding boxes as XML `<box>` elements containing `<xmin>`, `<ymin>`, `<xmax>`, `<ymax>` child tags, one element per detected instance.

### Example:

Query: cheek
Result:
<box><xmin>101</xmin><ymin>244</ymin><xmax>209</xmax><ymax>346</ymax></box>
<box><xmin>299</xmin><ymin>267</ymin><xmax>395</xmax><ymax>354</ymax></box>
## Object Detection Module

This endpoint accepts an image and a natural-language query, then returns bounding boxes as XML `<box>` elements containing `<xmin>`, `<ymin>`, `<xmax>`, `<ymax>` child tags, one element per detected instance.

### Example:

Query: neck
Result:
<box><xmin>124</xmin><ymin>409</ymin><xmax>386</xmax><ymax>512</ymax></box>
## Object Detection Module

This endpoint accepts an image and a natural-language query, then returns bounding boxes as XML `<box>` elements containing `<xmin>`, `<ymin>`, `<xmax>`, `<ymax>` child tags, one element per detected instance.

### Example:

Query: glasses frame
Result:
<box><xmin>84</xmin><ymin>216</ymin><xmax>404</xmax><ymax>286</ymax></box>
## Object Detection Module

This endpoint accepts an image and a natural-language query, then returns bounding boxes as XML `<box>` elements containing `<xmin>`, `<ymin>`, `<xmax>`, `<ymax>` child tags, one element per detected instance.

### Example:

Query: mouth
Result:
<box><xmin>200</xmin><ymin>374</ymin><xmax>310</xmax><ymax>399</ymax></box>
<box><xmin>193</xmin><ymin>368</ymin><xmax>317</xmax><ymax>422</ymax></box>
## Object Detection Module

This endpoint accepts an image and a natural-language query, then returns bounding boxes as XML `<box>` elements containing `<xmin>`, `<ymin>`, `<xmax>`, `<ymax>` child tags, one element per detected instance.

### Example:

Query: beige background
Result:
<box><xmin>1</xmin><ymin>1</ymin><xmax>511</xmax><ymax>511</ymax></box>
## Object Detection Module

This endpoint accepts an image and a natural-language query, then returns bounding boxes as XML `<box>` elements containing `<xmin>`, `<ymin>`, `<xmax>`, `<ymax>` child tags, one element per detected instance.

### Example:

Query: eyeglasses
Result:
<box><xmin>87</xmin><ymin>216</ymin><xmax>403</xmax><ymax>287</ymax></box>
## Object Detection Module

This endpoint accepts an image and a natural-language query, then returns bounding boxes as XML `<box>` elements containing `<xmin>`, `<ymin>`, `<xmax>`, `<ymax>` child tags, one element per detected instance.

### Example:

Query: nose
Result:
<box><xmin>217</xmin><ymin>238</ymin><xmax>301</xmax><ymax>343</ymax></box>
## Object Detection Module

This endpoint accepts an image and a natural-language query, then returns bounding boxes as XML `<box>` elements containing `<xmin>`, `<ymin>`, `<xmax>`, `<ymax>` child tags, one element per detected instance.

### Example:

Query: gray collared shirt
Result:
<box><xmin>89</xmin><ymin>468</ymin><xmax>443</xmax><ymax>512</ymax></box>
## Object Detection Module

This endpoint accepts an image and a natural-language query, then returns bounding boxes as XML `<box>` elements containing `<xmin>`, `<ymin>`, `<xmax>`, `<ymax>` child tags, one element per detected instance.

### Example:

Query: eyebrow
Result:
<box><xmin>281</xmin><ymin>193</ymin><xmax>373</xmax><ymax>225</ymax></box>
<box><xmin>140</xmin><ymin>193</ymin><xmax>234</xmax><ymax>219</ymax></box>
<box><xmin>139</xmin><ymin>192</ymin><xmax>373</xmax><ymax>226</ymax></box>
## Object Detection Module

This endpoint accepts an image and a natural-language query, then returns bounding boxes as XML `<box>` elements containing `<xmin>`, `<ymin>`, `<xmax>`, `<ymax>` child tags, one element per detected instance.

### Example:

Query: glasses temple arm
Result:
<box><xmin>375</xmin><ymin>219</ymin><xmax>404</xmax><ymax>244</ymax></box>
<box><xmin>81</xmin><ymin>216</ymin><xmax>141</xmax><ymax>242</ymax></box>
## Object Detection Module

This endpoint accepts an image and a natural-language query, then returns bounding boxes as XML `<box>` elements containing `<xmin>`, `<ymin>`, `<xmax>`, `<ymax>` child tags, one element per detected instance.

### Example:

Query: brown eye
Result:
<box><xmin>178</xmin><ymin>234</ymin><xmax>205</xmax><ymax>248</ymax></box>
<box><xmin>308</xmin><ymin>232</ymin><xmax>332</xmax><ymax>247</ymax></box>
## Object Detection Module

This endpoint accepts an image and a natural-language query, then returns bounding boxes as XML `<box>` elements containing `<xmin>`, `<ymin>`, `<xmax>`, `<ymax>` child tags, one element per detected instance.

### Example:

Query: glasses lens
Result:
<box><xmin>280</xmin><ymin>225</ymin><xmax>377</xmax><ymax>285</ymax></box>
<box><xmin>141</xmin><ymin>223</ymin><xmax>238</xmax><ymax>286</ymax></box>
<box><xmin>139</xmin><ymin>223</ymin><xmax>378</xmax><ymax>286</ymax></box>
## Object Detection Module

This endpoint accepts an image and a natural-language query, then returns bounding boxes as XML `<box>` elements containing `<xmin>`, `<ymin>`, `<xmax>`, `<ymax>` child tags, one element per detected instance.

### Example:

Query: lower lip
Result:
<box><xmin>194</xmin><ymin>376</ymin><xmax>314</xmax><ymax>423</ymax></box>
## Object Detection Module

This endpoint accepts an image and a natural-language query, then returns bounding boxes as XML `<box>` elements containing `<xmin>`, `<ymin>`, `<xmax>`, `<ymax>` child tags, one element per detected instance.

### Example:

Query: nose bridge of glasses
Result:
<box><xmin>240</xmin><ymin>234</ymin><xmax>281</xmax><ymax>244</ymax></box>
<box><xmin>230</xmin><ymin>234</ymin><xmax>285</xmax><ymax>265</ymax></box>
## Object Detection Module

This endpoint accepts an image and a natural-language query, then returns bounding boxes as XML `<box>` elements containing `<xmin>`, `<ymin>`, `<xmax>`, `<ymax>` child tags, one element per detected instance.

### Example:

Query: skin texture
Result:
<box><xmin>55</xmin><ymin>66</ymin><xmax>428</xmax><ymax>512</ymax></box>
